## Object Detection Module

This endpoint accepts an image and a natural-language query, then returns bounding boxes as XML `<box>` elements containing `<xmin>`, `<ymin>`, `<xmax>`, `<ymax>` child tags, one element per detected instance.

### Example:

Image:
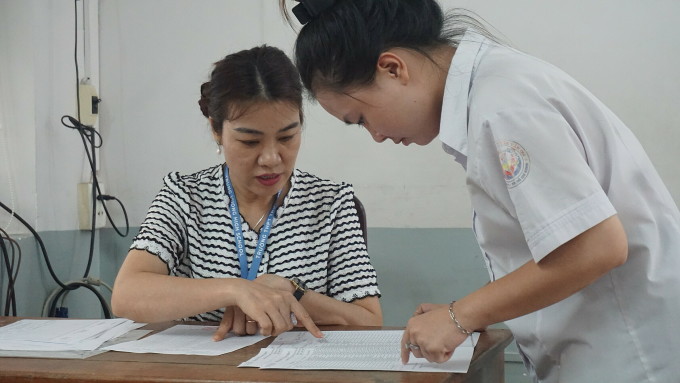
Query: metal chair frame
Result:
<box><xmin>352</xmin><ymin>195</ymin><xmax>368</xmax><ymax>245</ymax></box>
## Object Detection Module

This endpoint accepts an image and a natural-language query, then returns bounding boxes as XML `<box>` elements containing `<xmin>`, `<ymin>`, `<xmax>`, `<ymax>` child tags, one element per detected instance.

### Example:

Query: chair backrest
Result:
<box><xmin>352</xmin><ymin>195</ymin><xmax>368</xmax><ymax>245</ymax></box>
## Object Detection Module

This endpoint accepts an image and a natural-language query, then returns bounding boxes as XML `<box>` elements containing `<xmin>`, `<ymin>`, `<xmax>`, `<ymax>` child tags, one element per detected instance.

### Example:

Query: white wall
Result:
<box><xmin>0</xmin><ymin>0</ymin><xmax>38</xmax><ymax>234</ymax></box>
<box><xmin>0</xmin><ymin>0</ymin><xmax>98</xmax><ymax>234</ymax></box>
<box><xmin>96</xmin><ymin>0</ymin><xmax>471</xmax><ymax>229</ymax></box>
<box><xmin>447</xmin><ymin>0</ymin><xmax>680</xmax><ymax>210</ymax></box>
<box><xmin>98</xmin><ymin>0</ymin><xmax>267</xmax><ymax>228</ymax></box>
<box><xmin>98</xmin><ymin>0</ymin><xmax>680</xmax><ymax>230</ymax></box>
<box><xmin>1</xmin><ymin>0</ymin><xmax>679</xmax><ymax>232</ymax></box>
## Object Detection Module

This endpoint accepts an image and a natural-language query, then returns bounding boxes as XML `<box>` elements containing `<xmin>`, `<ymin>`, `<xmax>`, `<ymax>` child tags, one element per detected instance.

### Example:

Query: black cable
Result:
<box><xmin>67</xmin><ymin>0</ymin><xmax>101</xmax><ymax>278</ymax></box>
<box><xmin>61</xmin><ymin>116</ymin><xmax>129</xmax><ymax>237</ymax></box>
<box><xmin>0</xmin><ymin>202</ymin><xmax>114</xmax><ymax>318</ymax></box>
<box><xmin>69</xmin><ymin>0</ymin><xmax>97</xmax><ymax>279</ymax></box>
<box><xmin>98</xmin><ymin>195</ymin><xmax>130</xmax><ymax>237</ymax></box>
<box><xmin>66</xmin><ymin>0</ymin><xmax>129</xmax><ymax>239</ymax></box>
<box><xmin>0</xmin><ymin>200</ymin><xmax>72</xmax><ymax>291</ymax></box>
<box><xmin>7</xmin><ymin>235</ymin><xmax>21</xmax><ymax>316</ymax></box>
<box><xmin>84</xmin><ymin>118</ymin><xmax>97</xmax><ymax>278</ymax></box>
<box><xmin>70</xmin><ymin>0</ymin><xmax>96</xmax><ymax>278</ymax></box>
<box><xmin>60</xmin><ymin>119</ymin><xmax>98</xmax><ymax>277</ymax></box>
<box><xmin>48</xmin><ymin>282</ymin><xmax>112</xmax><ymax>319</ymax></box>
<box><xmin>61</xmin><ymin>116</ymin><xmax>101</xmax><ymax>152</ymax></box>
<box><xmin>1</xmin><ymin>234</ymin><xmax>16</xmax><ymax>316</ymax></box>
<box><xmin>1</xmin><ymin>237</ymin><xmax>13</xmax><ymax>315</ymax></box>
<box><xmin>0</xmin><ymin>202</ymin><xmax>113</xmax><ymax>318</ymax></box>
<box><xmin>0</xmin><ymin>228</ymin><xmax>20</xmax><ymax>317</ymax></box>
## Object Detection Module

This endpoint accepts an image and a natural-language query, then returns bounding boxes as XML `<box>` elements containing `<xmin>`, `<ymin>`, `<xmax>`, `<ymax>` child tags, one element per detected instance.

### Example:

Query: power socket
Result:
<box><xmin>78</xmin><ymin>83</ymin><xmax>99</xmax><ymax>127</ymax></box>
<box><xmin>77</xmin><ymin>182</ymin><xmax>105</xmax><ymax>230</ymax></box>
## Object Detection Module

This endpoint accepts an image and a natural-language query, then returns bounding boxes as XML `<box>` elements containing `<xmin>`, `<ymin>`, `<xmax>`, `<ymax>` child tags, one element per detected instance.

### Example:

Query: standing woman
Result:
<box><xmin>280</xmin><ymin>1</ymin><xmax>680</xmax><ymax>382</ymax></box>
<box><xmin>112</xmin><ymin>45</ymin><xmax>382</xmax><ymax>340</ymax></box>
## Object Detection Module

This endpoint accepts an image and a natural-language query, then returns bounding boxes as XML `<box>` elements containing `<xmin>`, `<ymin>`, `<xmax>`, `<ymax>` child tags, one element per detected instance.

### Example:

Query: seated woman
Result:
<box><xmin>111</xmin><ymin>45</ymin><xmax>382</xmax><ymax>340</ymax></box>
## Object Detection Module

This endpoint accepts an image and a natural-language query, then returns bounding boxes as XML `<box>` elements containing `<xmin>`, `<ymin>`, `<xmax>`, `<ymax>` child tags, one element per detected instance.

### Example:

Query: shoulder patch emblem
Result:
<box><xmin>497</xmin><ymin>140</ymin><xmax>530</xmax><ymax>188</ymax></box>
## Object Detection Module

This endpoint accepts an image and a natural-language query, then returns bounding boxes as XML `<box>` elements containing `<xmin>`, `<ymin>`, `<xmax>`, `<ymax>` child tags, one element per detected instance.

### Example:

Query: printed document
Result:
<box><xmin>103</xmin><ymin>325</ymin><xmax>267</xmax><ymax>356</ymax></box>
<box><xmin>0</xmin><ymin>329</ymin><xmax>151</xmax><ymax>359</ymax></box>
<box><xmin>240</xmin><ymin>330</ymin><xmax>480</xmax><ymax>373</ymax></box>
<box><xmin>0</xmin><ymin>318</ymin><xmax>143</xmax><ymax>351</ymax></box>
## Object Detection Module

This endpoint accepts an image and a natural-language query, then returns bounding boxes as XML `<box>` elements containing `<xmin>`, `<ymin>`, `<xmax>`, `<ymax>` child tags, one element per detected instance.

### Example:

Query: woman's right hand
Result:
<box><xmin>401</xmin><ymin>302</ymin><xmax>468</xmax><ymax>364</ymax></box>
<box><xmin>212</xmin><ymin>279</ymin><xmax>323</xmax><ymax>341</ymax></box>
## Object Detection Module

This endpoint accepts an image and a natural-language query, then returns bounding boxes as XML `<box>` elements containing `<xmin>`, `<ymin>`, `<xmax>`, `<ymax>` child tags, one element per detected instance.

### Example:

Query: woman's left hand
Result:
<box><xmin>213</xmin><ymin>305</ymin><xmax>259</xmax><ymax>340</ymax></box>
<box><xmin>400</xmin><ymin>303</ymin><xmax>469</xmax><ymax>364</ymax></box>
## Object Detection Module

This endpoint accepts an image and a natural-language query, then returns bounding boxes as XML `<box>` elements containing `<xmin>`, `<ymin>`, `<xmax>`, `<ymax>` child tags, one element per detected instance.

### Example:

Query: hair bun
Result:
<box><xmin>198</xmin><ymin>82</ymin><xmax>210</xmax><ymax>118</ymax></box>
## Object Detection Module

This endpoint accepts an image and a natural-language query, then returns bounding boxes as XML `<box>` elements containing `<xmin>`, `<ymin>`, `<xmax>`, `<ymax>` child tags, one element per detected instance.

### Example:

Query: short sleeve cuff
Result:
<box><xmin>527</xmin><ymin>191</ymin><xmax>617</xmax><ymax>262</ymax></box>
<box><xmin>130</xmin><ymin>239</ymin><xmax>175</xmax><ymax>272</ymax></box>
<box><xmin>334</xmin><ymin>287</ymin><xmax>382</xmax><ymax>303</ymax></box>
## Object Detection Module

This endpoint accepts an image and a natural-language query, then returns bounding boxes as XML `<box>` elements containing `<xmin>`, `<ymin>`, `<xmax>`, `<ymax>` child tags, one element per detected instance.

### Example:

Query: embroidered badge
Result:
<box><xmin>497</xmin><ymin>140</ymin><xmax>530</xmax><ymax>188</ymax></box>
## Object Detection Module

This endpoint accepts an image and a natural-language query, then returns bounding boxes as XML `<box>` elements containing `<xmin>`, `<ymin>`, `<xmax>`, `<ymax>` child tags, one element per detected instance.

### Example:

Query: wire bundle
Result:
<box><xmin>0</xmin><ymin>200</ymin><xmax>117</xmax><ymax>318</ymax></box>
<box><xmin>1</xmin><ymin>227</ymin><xmax>21</xmax><ymax>316</ymax></box>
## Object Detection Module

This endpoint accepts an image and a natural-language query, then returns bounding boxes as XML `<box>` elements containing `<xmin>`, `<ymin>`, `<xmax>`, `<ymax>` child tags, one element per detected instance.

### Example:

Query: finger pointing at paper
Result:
<box><xmin>401</xmin><ymin>304</ymin><xmax>467</xmax><ymax>364</ymax></box>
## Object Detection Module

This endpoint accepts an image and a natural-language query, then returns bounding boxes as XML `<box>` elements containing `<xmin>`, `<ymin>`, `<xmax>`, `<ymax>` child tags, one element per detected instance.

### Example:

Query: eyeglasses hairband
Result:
<box><xmin>292</xmin><ymin>0</ymin><xmax>336</xmax><ymax>25</ymax></box>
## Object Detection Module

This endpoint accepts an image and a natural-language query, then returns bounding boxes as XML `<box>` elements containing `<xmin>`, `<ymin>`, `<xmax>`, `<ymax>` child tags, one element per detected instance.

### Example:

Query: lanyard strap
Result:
<box><xmin>224</xmin><ymin>166</ymin><xmax>280</xmax><ymax>280</ymax></box>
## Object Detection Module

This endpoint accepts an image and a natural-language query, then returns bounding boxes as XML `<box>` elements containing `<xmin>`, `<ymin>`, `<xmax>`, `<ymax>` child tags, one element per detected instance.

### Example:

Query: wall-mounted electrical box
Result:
<box><xmin>78</xmin><ymin>83</ymin><xmax>100</xmax><ymax>127</ymax></box>
<box><xmin>77</xmin><ymin>182</ymin><xmax>105</xmax><ymax>230</ymax></box>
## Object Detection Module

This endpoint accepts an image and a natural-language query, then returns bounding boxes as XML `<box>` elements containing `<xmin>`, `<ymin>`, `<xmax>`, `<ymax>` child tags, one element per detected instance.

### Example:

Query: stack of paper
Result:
<box><xmin>240</xmin><ymin>330</ymin><xmax>480</xmax><ymax>373</ymax></box>
<box><xmin>0</xmin><ymin>319</ymin><xmax>144</xmax><ymax>352</ymax></box>
<box><xmin>103</xmin><ymin>325</ymin><xmax>267</xmax><ymax>356</ymax></box>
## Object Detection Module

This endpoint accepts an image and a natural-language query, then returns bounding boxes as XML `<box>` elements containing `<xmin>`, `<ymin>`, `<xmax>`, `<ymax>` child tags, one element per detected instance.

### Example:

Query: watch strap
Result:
<box><xmin>293</xmin><ymin>287</ymin><xmax>305</xmax><ymax>301</ymax></box>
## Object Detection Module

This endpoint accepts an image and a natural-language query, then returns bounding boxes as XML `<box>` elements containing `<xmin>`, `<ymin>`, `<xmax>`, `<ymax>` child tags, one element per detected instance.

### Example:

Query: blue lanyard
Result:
<box><xmin>223</xmin><ymin>165</ymin><xmax>280</xmax><ymax>280</ymax></box>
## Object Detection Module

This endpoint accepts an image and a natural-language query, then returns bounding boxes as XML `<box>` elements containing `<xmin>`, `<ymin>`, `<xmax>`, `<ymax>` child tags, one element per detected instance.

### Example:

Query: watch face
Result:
<box><xmin>291</xmin><ymin>277</ymin><xmax>307</xmax><ymax>292</ymax></box>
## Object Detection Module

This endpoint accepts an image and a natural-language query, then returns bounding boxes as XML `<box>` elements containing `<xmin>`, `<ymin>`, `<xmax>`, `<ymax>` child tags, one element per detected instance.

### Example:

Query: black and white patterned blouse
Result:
<box><xmin>130</xmin><ymin>164</ymin><xmax>381</xmax><ymax>321</ymax></box>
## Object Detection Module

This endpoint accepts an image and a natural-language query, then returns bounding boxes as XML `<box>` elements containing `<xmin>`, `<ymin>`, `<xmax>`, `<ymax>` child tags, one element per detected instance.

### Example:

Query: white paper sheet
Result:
<box><xmin>103</xmin><ymin>324</ymin><xmax>267</xmax><ymax>356</ymax></box>
<box><xmin>239</xmin><ymin>330</ymin><xmax>480</xmax><ymax>373</ymax></box>
<box><xmin>0</xmin><ymin>329</ymin><xmax>152</xmax><ymax>359</ymax></box>
<box><xmin>0</xmin><ymin>319</ymin><xmax>144</xmax><ymax>351</ymax></box>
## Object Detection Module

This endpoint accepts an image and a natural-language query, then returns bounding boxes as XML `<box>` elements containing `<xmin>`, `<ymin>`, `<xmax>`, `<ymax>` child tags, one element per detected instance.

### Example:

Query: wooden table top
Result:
<box><xmin>0</xmin><ymin>317</ymin><xmax>513</xmax><ymax>383</ymax></box>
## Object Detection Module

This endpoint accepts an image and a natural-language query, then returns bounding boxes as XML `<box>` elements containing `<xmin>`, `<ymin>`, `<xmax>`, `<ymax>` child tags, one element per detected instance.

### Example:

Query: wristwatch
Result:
<box><xmin>289</xmin><ymin>277</ymin><xmax>308</xmax><ymax>301</ymax></box>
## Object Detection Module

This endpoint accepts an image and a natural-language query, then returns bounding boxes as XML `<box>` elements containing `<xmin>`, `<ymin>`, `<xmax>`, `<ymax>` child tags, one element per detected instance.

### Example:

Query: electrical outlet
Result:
<box><xmin>77</xmin><ymin>182</ymin><xmax>105</xmax><ymax>230</ymax></box>
<box><xmin>78</xmin><ymin>83</ymin><xmax>99</xmax><ymax>127</ymax></box>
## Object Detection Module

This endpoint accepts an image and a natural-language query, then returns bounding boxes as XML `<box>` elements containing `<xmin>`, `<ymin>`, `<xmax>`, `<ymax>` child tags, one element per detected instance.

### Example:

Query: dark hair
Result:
<box><xmin>280</xmin><ymin>0</ymin><xmax>496</xmax><ymax>95</ymax></box>
<box><xmin>198</xmin><ymin>45</ymin><xmax>304</xmax><ymax>135</ymax></box>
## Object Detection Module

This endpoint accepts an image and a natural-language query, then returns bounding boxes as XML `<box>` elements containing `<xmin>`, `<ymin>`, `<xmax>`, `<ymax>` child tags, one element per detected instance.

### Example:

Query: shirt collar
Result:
<box><xmin>439</xmin><ymin>31</ymin><xmax>488</xmax><ymax>160</ymax></box>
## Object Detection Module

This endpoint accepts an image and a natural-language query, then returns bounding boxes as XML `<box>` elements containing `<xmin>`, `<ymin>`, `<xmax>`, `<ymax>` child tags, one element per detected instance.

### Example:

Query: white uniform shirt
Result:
<box><xmin>440</xmin><ymin>31</ymin><xmax>680</xmax><ymax>383</ymax></box>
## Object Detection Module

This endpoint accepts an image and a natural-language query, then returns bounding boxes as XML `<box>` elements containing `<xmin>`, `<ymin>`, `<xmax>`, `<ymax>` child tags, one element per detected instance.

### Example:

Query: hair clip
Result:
<box><xmin>292</xmin><ymin>0</ymin><xmax>336</xmax><ymax>25</ymax></box>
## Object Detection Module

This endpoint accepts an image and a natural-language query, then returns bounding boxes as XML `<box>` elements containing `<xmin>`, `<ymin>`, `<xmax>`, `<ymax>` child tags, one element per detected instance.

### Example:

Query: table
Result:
<box><xmin>0</xmin><ymin>317</ymin><xmax>513</xmax><ymax>383</ymax></box>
